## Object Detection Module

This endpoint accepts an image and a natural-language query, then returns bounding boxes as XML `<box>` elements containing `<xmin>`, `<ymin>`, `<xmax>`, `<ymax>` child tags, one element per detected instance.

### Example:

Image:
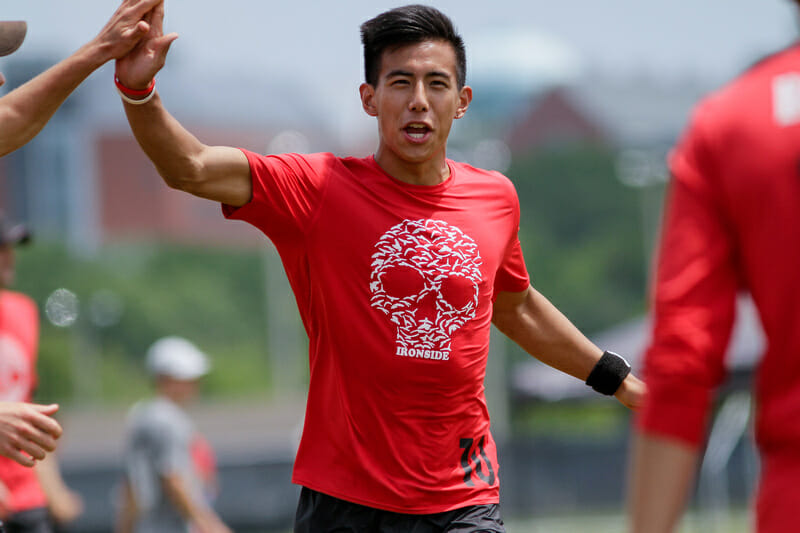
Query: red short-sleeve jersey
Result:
<box><xmin>224</xmin><ymin>152</ymin><xmax>529</xmax><ymax>513</ymax></box>
<box><xmin>0</xmin><ymin>290</ymin><xmax>47</xmax><ymax>512</ymax></box>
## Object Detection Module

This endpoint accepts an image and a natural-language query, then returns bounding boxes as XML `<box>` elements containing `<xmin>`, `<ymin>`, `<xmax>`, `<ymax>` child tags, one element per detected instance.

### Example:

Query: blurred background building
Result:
<box><xmin>0</xmin><ymin>0</ymin><xmax>794</xmax><ymax>530</ymax></box>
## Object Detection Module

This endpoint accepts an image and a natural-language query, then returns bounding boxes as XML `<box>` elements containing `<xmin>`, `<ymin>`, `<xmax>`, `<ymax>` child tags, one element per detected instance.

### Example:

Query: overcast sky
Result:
<box><xmin>2</xmin><ymin>0</ymin><xmax>798</xmax><ymax>137</ymax></box>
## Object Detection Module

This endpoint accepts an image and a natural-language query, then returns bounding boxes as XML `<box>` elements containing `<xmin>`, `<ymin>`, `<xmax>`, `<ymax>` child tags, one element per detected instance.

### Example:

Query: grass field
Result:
<box><xmin>505</xmin><ymin>508</ymin><xmax>751</xmax><ymax>533</ymax></box>
<box><xmin>270</xmin><ymin>508</ymin><xmax>751</xmax><ymax>533</ymax></box>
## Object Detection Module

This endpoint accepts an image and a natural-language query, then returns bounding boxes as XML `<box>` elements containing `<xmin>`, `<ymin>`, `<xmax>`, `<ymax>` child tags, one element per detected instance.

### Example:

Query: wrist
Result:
<box><xmin>114</xmin><ymin>74</ymin><xmax>156</xmax><ymax>105</ymax></box>
<box><xmin>586</xmin><ymin>350</ymin><xmax>631</xmax><ymax>396</ymax></box>
<box><xmin>78</xmin><ymin>37</ymin><xmax>114</xmax><ymax>71</ymax></box>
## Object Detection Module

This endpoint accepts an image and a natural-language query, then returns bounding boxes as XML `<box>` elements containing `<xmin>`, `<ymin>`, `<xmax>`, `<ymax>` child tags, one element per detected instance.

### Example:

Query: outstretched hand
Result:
<box><xmin>90</xmin><ymin>0</ymin><xmax>167</xmax><ymax>62</ymax></box>
<box><xmin>0</xmin><ymin>402</ymin><xmax>62</xmax><ymax>467</ymax></box>
<box><xmin>615</xmin><ymin>373</ymin><xmax>647</xmax><ymax>410</ymax></box>
<box><xmin>115</xmin><ymin>1</ymin><xmax>178</xmax><ymax>90</ymax></box>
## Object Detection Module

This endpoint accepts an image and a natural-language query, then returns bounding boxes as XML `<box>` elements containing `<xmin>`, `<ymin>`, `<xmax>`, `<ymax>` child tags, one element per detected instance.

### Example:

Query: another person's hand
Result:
<box><xmin>88</xmin><ymin>0</ymin><xmax>164</xmax><ymax>63</ymax></box>
<box><xmin>115</xmin><ymin>1</ymin><xmax>178</xmax><ymax>91</ymax></box>
<box><xmin>615</xmin><ymin>373</ymin><xmax>647</xmax><ymax>410</ymax></box>
<box><xmin>0</xmin><ymin>402</ymin><xmax>62</xmax><ymax>467</ymax></box>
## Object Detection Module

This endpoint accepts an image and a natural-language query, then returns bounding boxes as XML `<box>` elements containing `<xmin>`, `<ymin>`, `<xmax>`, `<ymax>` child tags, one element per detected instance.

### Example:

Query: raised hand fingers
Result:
<box><xmin>150</xmin><ymin>1</ymin><xmax>166</xmax><ymax>37</ymax></box>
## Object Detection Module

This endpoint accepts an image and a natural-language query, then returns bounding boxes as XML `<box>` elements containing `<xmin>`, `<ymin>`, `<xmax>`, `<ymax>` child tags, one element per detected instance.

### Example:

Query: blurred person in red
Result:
<box><xmin>0</xmin><ymin>214</ymin><xmax>83</xmax><ymax>532</ymax></box>
<box><xmin>116</xmin><ymin>337</ymin><xmax>231</xmax><ymax>533</ymax></box>
<box><xmin>113</xmin><ymin>4</ymin><xmax>645</xmax><ymax>531</ymax></box>
<box><xmin>0</xmin><ymin>2</ymin><xmax>166</xmax><ymax>530</ymax></box>
<box><xmin>628</xmin><ymin>3</ymin><xmax>800</xmax><ymax>531</ymax></box>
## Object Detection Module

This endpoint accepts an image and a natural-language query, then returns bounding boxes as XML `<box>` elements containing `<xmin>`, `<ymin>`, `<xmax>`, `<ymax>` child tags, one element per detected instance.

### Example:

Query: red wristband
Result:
<box><xmin>114</xmin><ymin>75</ymin><xmax>155</xmax><ymax>98</ymax></box>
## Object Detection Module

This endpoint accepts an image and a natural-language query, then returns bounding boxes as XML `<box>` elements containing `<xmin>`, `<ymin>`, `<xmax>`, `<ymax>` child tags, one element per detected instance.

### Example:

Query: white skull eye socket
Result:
<box><xmin>440</xmin><ymin>274</ymin><xmax>476</xmax><ymax>309</ymax></box>
<box><xmin>381</xmin><ymin>265</ymin><xmax>425</xmax><ymax>299</ymax></box>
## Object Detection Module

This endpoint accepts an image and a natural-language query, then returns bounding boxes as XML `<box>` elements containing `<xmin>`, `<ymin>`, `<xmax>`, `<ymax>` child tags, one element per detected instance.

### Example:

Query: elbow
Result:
<box><xmin>158</xmin><ymin>155</ymin><xmax>205</xmax><ymax>194</ymax></box>
<box><xmin>491</xmin><ymin>311</ymin><xmax>518</xmax><ymax>339</ymax></box>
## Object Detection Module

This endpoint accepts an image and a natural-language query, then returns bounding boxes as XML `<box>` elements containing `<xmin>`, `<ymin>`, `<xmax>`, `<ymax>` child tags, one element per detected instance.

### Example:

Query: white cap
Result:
<box><xmin>145</xmin><ymin>336</ymin><xmax>210</xmax><ymax>380</ymax></box>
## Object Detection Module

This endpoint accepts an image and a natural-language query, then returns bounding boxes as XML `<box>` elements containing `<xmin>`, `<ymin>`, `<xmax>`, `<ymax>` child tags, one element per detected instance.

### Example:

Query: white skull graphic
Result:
<box><xmin>370</xmin><ymin>219</ymin><xmax>483</xmax><ymax>356</ymax></box>
<box><xmin>0</xmin><ymin>334</ymin><xmax>31</xmax><ymax>401</ymax></box>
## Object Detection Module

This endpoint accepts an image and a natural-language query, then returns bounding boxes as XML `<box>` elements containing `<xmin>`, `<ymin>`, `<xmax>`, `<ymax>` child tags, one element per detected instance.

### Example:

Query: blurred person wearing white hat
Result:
<box><xmin>116</xmin><ymin>337</ymin><xmax>231</xmax><ymax>533</ymax></box>
<box><xmin>0</xmin><ymin>214</ymin><xmax>84</xmax><ymax>532</ymax></box>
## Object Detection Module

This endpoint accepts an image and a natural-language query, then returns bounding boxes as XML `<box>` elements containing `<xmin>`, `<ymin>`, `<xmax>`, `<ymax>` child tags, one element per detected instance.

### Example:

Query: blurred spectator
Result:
<box><xmin>0</xmin><ymin>213</ymin><xmax>83</xmax><ymax>532</ymax></box>
<box><xmin>628</xmin><ymin>5</ymin><xmax>800</xmax><ymax>531</ymax></box>
<box><xmin>116</xmin><ymin>337</ymin><xmax>230</xmax><ymax>533</ymax></box>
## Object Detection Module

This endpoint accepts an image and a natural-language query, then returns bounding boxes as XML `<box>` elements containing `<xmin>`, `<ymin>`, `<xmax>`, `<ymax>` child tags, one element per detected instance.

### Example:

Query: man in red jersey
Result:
<box><xmin>628</xmin><ymin>4</ymin><xmax>800</xmax><ymax>532</ymax></box>
<box><xmin>115</xmin><ymin>4</ymin><xmax>645</xmax><ymax>531</ymax></box>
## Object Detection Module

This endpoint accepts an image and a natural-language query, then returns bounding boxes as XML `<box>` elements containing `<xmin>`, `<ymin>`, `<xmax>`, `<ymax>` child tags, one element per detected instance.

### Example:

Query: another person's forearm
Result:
<box><xmin>627</xmin><ymin>432</ymin><xmax>699</xmax><ymax>533</ymax></box>
<box><xmin>162</xmin><ymin>474</ymin><xmax>230</xmax><ymax>533</ymax></box>
<box><xmin>0</xmin><ymin>45</ymin><xmax>107</xmax><ymax>156</ymax></box>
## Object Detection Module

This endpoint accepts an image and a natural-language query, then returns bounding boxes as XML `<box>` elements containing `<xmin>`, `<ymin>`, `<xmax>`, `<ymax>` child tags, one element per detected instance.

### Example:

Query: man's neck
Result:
<box><xmin>374</xmin><ymin>149</ymin><xmax>450</xmax><ymax>186</ymax></box>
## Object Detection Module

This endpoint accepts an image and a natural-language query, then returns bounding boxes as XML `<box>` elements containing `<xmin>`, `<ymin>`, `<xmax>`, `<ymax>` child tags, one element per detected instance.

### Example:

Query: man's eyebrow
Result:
<box><xmin>385</xmin><ymin>69</ymin><xmax>413</xmax><ymax>78</ymax></box>
<box><xmin>384</xmin><ymin>69</ymin><xmax>453</xmax><ymax>79</ymax></box>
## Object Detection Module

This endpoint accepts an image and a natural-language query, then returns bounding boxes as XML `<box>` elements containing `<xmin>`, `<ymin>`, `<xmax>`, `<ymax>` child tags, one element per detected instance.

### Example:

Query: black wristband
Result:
<box><xmin>585</xmin><ymin>350</ymin><xmax>631</xmax><ymax>395</ymax></box>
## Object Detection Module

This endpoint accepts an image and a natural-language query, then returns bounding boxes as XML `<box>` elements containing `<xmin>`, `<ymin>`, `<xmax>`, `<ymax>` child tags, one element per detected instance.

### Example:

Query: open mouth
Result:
<box><xmin>404</xmin><ymin>124</ymin><xmax>431</xmax><ymax>141</ymax></box>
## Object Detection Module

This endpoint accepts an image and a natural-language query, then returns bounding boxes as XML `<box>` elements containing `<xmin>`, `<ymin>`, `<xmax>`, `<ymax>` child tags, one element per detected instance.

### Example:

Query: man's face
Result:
<box><xmin>360</xmin><ymin>40</ymin><xmax>472</xmax><ymax>168</ymax></box>
<box><xmin>0</xmin><ymin>244</ymin><xmax>15</xmax><ymax>289</ymax></box>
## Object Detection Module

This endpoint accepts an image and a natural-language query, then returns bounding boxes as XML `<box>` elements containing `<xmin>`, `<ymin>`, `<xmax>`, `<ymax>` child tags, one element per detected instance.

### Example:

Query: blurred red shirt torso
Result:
<box><xmin>0</xmin><ymin>290</ymin><xmax>47</xmax><ymax>512</ymax></box>
<box><xmin>639</xmin><ymin>44</ymin><xmax>800</xmax><ymax>532</ymax></box>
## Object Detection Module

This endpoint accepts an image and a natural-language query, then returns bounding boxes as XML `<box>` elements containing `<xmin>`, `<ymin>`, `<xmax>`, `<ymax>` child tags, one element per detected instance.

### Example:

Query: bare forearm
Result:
<box><xmin>628</xmin><ymin>432</ymin><xmax>699</xmax><ymax>533</ymax></box>
<box><xmin>123</xmin><ymin>92</ymin><xmax>206</xmax><ymax>188</ymax></box>
<box><xmin>122</xmin><ymin>93</ymin><xmax>250</xmax><ymax>205</ymax></box>
<box><xmin>0</xmin><ymin>44</ymin><xmax>106</xmax><ymax>156</ymax></box>
<box><xmin>493</xmin><ymin>287</ymin><xmax>602</xmax><ymax>380</ymax></box>
<box><xmin>162</xmin><ymin>473</ymin><xmax>229</xmax><ymax>532</ymax></box>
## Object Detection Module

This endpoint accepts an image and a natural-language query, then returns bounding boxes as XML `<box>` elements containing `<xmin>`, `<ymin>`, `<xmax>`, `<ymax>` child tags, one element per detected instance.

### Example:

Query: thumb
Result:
<box><xmin>33</xmin><ymin>403</ymin><xmax>60</xmax><ymax>415</ymax></box>
<box><xmin>153</xmin><ymin>32</ymin><xmax>179</xmax><ymax>59</ymax></box>
<box><xmin>158</xmin><ymin>32</ymin><xmax>179</xmax><ymax>49</ymax></box>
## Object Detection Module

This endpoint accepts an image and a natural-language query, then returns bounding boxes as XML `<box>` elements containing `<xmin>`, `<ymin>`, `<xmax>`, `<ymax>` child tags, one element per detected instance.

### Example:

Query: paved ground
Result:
<box><xmin>56</xmin><ymin>393</ymin><xmax>308</xmax><ymax>465</ymax></box>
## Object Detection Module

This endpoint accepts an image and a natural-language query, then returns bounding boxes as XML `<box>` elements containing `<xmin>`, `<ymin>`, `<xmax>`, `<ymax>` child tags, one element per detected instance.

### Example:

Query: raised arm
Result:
<box><xmin>114</xmin><ymin>2</ymin><xmax>252</xmax><ymax>206</ymax></box>
<box><xmin>492</xmin><ymin>285</ymin><xmax>645</xmax><ymax>409</ymax></box>
<box><xmin>0</xmin><ymin>0</ymin><xmax>163</xmax><ymax>157</ymax></box>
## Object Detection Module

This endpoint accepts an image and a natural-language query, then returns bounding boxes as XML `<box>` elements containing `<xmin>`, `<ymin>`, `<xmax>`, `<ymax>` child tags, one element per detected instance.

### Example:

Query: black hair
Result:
<box><xmin>360</xmin><ymin>4</ymin><xmax>467</xmax><ymax>89</ymax></box>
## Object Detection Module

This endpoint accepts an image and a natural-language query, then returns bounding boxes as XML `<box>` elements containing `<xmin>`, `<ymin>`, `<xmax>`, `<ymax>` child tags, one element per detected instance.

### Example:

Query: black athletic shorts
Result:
<box><xmin>294</xmin><ymin>487</ymin><xmax>506</xmax><ymax>533</ymax></box>
<box><xmin>2</xmin><ymin>508</ymin><xmax>53</xmax><ymax>533</ymax></box>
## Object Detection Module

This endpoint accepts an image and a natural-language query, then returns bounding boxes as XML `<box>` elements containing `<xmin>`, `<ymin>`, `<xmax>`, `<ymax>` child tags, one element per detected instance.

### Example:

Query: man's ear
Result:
<box><xmin>360</xmin><ymin>83</ymin><xmax>378</xmax><ymax>117</ymax></box>
<box><xmin>455</xmin><ymin>85</ymin><xmax>473</xmax><ymax>119</ymax></box>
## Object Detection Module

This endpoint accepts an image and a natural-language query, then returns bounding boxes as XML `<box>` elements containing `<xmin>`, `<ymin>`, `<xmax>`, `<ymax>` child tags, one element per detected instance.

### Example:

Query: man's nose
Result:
<box><xmin>408</xmin><ymin>82</ymin><xmax>429</xmax><ymax>112</ymax></box>
<box><xmin>0</xmin><ymin>72</ymin><xmax>5</xmax><ymax>88</ymax></box>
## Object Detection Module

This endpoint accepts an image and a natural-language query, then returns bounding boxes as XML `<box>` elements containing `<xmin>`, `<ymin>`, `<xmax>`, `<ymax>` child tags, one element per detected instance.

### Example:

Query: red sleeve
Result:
<box><xmin>221</xmin><ymin>150</ymin><xmax>334</xmax><ymax>245</ymax></box>
<box><xmin>636</xmin><ymin>103</ymin><xmax>739</xmax><ymax>447</ymax></box>
<box><xmin>493</xmin><ymin>185</ymin><xmax>530</xmax><ymax>295</ymax></box>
